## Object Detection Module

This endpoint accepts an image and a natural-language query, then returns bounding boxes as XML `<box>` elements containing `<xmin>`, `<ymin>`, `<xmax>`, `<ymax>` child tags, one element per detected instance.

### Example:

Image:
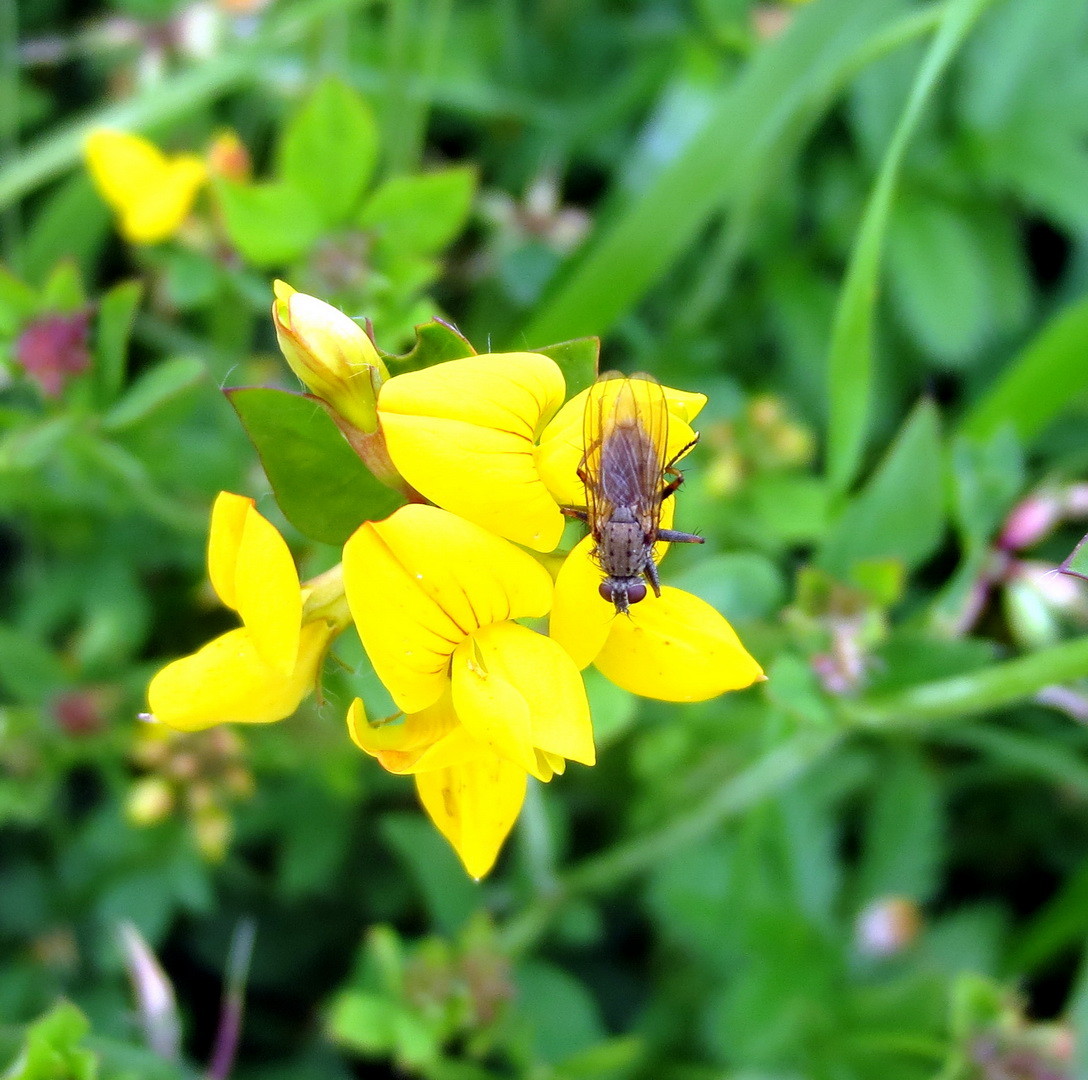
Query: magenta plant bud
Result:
<box><xmin>999</xmin><ymin>493</ymin><xmax>1061</xmax><ymax>551</ymax></box>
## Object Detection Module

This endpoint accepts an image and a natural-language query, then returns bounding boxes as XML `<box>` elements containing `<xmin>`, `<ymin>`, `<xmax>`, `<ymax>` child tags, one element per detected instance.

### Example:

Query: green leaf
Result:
<box><xmin>379</xmin><ymin>318</ymin><xmax>476</xmax><ymax>371</ymax></box>
<box><xmin>516</xmin><ymin>962</ymin><xmax>607</xmax><ymax>1065</ymax></box>
<box><xmin>0</xmin><ymin>267</ymin><xmax>37</xmax><ymax>336</ymax></box>
<box><xmin>671</xmin><ymin>552</ymin><xmax>786</xmax><ymax>622</ymax></box>
<box><xmin>40</xmin><ymin>260</ymin><xmax>85</xmax><ymax>312</ymax></box>
<box><xmin>228</xmin><ymin>387</ymin><xmax>403</xmax><ymax>544</ymax></box>
<box><xmin>360</xmin><ymin>167</ymin><xmax>476</xmax><ymax>255</ymax></box>
<box><xmin>278</xmin><ymin>77</ymin><xmax>379</xmax><ymax>226</ymax></box>
<box><xmin>93</xmin><ymin>280</ymin><xmax>143</xmax><ymax>405</ymax></box>
<box><xmin>1060</xmin><ymin>532</ymin><xmax>1088</xmax><ymax>582</ymax></box>
<box><xmin>22</xmin><ymin>175</ymin><xmax>110</xmax><ymax>287</ymax></box>
<box><xmin>826</xmin><ymin>0</ymin><xmax>999</xmax><ymax>496</ymax></box>
<box><xmin>533</xmin><ymin>337</ymin><xmax>599</xmax><ymax>398</ymax></box>
<box><xmin>101</xmin><ymin>356</ymin><xmax>207</xmax><ymax>433</ymax></box>
<box><xmin>949</xmin><ymin>428</ymin><xmax>1024</xmax><ymax>550</ymax></box>
<box><xmin>1006</xmin><ymin>861</ymin><xmax>1088</xmax><ymax>976</ymax></box>
<box><xmin>326</xmin><ymin>991</ymin><xmax>399</xmax><ymax>1055</ymax></box>
<box><xmin>819</xmin><ymin>400</ymin><xmax>945</xmax><ymax>576</ymax></box>
<box><xmin>379</xmin><ymin>815</ymin><xmax>479</xmax><ymax>936</ymax></box>
<box><xmin>856</xmin><ymin>749</ymin><xmax>943</xmax><ymax>903</ymax></box>
<box><xmin>3</xmin><ymin>1001</ymin><xmax>96</xmax><ymax>1080</ymax></box>
<box><xmin>0</xmin><ymin>623</ymin><xmax>67</xmax><ymax>704</ymax></box>
<box><xmin>961</xmin><ymin>295</ymin><xmax>1088</xmax><ymax>445</ymax></box>
<box><xmin>886</xmin><ymin>191</ymin><xmax>990</xmax><ymax>366</ymax></box>
<box><xmin>214</xmin><ymin>179</ymin><xmax>324</xmax><ymax>267</ymax></box>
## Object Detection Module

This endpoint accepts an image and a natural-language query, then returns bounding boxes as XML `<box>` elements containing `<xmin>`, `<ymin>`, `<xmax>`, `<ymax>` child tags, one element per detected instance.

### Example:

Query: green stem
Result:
<box><xmin>843</xmin><ymin>636</ymin><xmax>1088</xmax><ymax>729</ymax></box>
<box><xmin>0</xmin><ymin>0</ymin><xmax>373</xmax><ymax>211</ymax></box>
<box><xmin>517</xmin><ymin>779</ymin><xmax>559</xmax><ymax>898</ymax></box>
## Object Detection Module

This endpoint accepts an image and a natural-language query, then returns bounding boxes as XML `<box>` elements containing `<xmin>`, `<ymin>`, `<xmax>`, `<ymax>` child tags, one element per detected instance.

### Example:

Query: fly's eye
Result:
<box><xmin>598</xmin><ymin>582</ymin><xmax>614</xmax><ymax>603</ymax></box>
<box><xmin>627</xmin><ymin>582</ymin><xmax>648</xmax><ymax>605</ymax></box>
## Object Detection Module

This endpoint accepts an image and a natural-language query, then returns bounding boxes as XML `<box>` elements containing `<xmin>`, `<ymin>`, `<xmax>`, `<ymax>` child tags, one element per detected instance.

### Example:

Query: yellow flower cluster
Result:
<box><xmin>146</xmin><ymin>284</ymin><xmax>764</xmax><ymax>876</ymax></box>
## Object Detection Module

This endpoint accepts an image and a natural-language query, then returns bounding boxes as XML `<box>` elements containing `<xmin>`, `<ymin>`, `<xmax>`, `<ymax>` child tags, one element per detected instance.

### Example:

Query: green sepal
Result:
<box><xmin>228</xmin><ymin>386</ymin><xmax>403</xmax><ymax>545</ymax></box>
<box><xmin>534</xmin><ymin>336</ymin><xmax>599</xmax><ymax>397</ymax></box>
<box><xmin>379</xmin><ymin>318</ymin><xmax>476</xmax><ymax>371</ymax></box>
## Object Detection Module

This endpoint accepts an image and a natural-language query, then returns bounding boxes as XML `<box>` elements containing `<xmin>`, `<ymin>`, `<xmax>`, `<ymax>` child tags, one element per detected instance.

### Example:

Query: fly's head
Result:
<box><xmin>599</xmin><ymin>576</ymin><xmax>647</xmax><ymax>614</ymax></box>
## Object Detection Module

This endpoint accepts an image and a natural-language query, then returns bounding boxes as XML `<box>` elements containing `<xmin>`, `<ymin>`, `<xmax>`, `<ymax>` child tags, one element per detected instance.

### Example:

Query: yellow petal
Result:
<box><xmin>84</xmin><ymin>131</ymin><xmax>205</xmax><ymax>243</ymax></box>
<box><xmin>343</xmin><ymin>504</ymin><xmax>553</xmax><ymax>713</ymax></box>
<box><xmin>120</xmin><ymin>155</ymin><xmax>206</xmax><ymax>243</ymax></box>
<box><xmin>451</xmin><ymin>635</ymin><xmax>538</xmax><ymax>775</ymax></box>
<box><xmin>85</xmin><ymin>130</ymin><xmax>168</xmax><ymax>210</ymax></box>
<box><xmin>594</xmin><ymin>586</ymin><xmax>764</xmax><ymax>702</ymax></box>
<box><xmin>415</xmin><ymin>753</ymin><xmax>528</xmax><ymax>878</ymax></box>
<box><xmin>536</xmin><ymin>381</ymin><xmax>704</xmax><ymax>509</ymax></box>
<box><xmin>147</xmin><ymin>621</ymin><xmax>329</xmax><ymax>732</ymax></box>
<box><xmin>233</xmin><ymin>503</ymin><xmax>302</xmax><ymax>676</ymax></box>
<box><xmin>550</xmin><ymin>535</ymin><xmax>615</xmax><ymax>669</ymax></box>
<box><xmin>452</xmin><ymin>623</ymin><xmax>594</xmax><ymax>773</ymax></box>
<box><xmin>207</xmin><ymin>491</ymin><xmax>253</xmax><ymax>610</ymax></box>
<box><xmin>378</xmin><ymin>353</ymin><xmax>567</xmax><ymax>551</ymax></box>
<box><xmin>346</xmin><ymin>692</ymin><xmax>483</xmax><ymax>774</ymax></box>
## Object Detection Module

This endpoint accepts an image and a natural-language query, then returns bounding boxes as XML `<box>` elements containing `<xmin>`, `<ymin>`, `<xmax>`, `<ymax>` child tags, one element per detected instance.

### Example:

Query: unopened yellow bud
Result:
<box><xmin>272</xmin><ymin>281</ymin><xmax>388</xmax><ymax>434</ymax></box>
<box><xmin>127</xmin><ymin>776</ymin><xmax>175</xmax><ymax>826</ymax></box>
<box><xmin>194</xmin><ymin>805</ymin><xmax>231</xmax><ymax>862</ymax></box>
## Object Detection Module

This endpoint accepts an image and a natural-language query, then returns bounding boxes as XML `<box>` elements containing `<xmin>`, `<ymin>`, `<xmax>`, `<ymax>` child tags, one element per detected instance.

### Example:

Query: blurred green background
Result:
<box><xmin>5</xmin><ymin>0</ymin><xmax>1088</xmax><ymax>1076</ymax></box>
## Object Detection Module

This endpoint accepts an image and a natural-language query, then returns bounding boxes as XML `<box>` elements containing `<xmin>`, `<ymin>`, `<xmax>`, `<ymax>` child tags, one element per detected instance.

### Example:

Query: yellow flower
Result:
<box><xmin>375</xmin><ymin>353</ymin><xmax>704</xmax><ymax>552</ymax></box>
<box><xmin>549</xmin><ymin>534</ymin><xmax>765</xmax><ymax>701</ymax></box>
<box><xmin>84</xmin><ymin>130</ymin><xmax>207</xmax><ymax>244</ymax></box>
<box><xmin>147</xmin><ymin>492</ymin><xmax>345</xmax><ymax>731</ymax></box>
<box><xmin>343</xmin><ymin>503</ymin><xmax>594</xmax><ymax>876</ymax></box>
<box><xmin>272</xmin><ymin>281</ymin><xmax>389</xmax><ymax>435</ymax></box>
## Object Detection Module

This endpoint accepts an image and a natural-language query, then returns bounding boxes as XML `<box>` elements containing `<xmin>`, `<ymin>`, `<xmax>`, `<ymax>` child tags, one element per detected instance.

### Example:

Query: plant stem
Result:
<box><xmin>843</xmin><ymin>636</ymin><xmax>1088</xmax><ymax>729</ymax></box>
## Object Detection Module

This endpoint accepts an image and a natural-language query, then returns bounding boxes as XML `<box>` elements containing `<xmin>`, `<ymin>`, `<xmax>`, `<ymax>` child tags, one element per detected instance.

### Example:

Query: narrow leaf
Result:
<box><xmin>826</xmin><ymin>0</ymin><xmax>999</xmax><ymax>496</ymax></box>
<box><xmin>94</xmin><ymin>280</ymin><xmax>143</xmax><ymax>405</ymax></box>
<box><xmin>961</xmin><ymin>295</ymin><xmax>1088</xmax><ymax>444</ymax></box>
<box><xmin>819</xmin><ymin>399</ymin><xmax>944</xmax><ymax>576</ymax></box>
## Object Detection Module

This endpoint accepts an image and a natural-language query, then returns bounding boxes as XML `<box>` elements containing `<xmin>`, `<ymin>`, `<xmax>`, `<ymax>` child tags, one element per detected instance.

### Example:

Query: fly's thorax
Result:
<box><xmin>596</xmin><ymin>515</ymin><xmax>652</xmax><ymax>579</ymax></box>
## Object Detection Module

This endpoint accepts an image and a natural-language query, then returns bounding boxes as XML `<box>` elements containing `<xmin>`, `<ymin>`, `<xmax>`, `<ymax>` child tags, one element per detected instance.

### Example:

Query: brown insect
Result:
<box><xmin>568</xmin><ymin>372</ymin><xmax>704</xmax><ymax>614</ymax></box>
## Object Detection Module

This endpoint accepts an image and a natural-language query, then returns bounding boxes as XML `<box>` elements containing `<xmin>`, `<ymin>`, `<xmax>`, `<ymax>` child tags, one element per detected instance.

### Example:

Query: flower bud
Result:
<box><xmin>272</xmin><ymin>281</ymin><xmax>388</xmax><ymax>434</ymax></box>
<box><xmin>126</xmin><ymin>776</ymin><xmax>175</xmax><ymax>826</ymax></box>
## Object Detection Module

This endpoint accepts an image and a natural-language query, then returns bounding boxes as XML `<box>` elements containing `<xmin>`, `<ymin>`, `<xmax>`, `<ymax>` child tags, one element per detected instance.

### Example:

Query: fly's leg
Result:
<box><xmin>661</xmin><ymin>435</ymin><xmax>700</xmax><ymax>500</ymax></box>
<box><xmin>643</xmin><ymin>553</ymin><xmax>662</xmax><ymax>598</ymax></box>
<box><xmin>656</xmin><ymin>528</ymin><xmax>704</xmax><ymax>545</ymax></box>
<box><xmin>562</xmin><ymin>506</ymin><xmax>588</xmax><ymax>521</ymax></box>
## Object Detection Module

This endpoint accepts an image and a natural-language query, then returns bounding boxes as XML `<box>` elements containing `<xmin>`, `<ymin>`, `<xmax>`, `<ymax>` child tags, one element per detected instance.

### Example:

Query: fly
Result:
<box><xmin>568</xmin><ymin>372</ymin><xmax>704</xmax><ymax>614</ymax></box>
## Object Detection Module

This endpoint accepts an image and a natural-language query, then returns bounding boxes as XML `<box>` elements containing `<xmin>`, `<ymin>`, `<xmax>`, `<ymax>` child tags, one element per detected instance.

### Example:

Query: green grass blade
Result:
<box><xmin>825</xmin><ymin>0</ymin><xmax>999</xmax><ymax>498</ymax></box>
<box><xmin>516</xmin><ymin>0</ymin><xmax>907</xmax><ymax>349</ymax></box>
<box><xmin>960</xmin><ymin>295</ymin><xmax>1088</xmax><ymax>444</ymax></box>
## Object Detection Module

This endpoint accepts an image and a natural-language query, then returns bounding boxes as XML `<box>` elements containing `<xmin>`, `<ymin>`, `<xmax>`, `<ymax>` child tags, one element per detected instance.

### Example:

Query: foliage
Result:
<box><xmin>5</xmin><ymin>0</ymin><xmax>1088</xmax><ymax>1077</ymax></box>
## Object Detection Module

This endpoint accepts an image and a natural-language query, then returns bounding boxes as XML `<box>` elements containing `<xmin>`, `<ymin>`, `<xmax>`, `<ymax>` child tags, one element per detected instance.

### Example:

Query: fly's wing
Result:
<box><xmin>581</xmin><ymin>371</ymin><xmax>669</xmax><ymax>539</ymax></box>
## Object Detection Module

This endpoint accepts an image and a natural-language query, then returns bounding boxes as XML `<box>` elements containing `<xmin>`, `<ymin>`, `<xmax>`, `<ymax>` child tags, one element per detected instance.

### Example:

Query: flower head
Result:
<box><xmin>147</xmin><ymin>493</ymin><xmax>346</xmax><ymax>731</ymax></box>
<box><xmin>84</xmin><ymin>130</ymin><xmax>207</xmax><ymax>244</ymax></box>
<box><xmin>343</xmin><ymin>503</ymin><xmax>594</xmax><ymax>875</ymax></box>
